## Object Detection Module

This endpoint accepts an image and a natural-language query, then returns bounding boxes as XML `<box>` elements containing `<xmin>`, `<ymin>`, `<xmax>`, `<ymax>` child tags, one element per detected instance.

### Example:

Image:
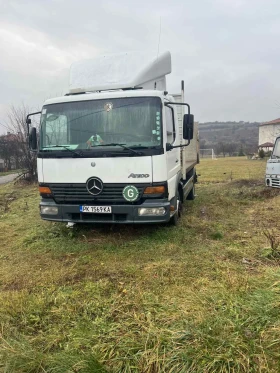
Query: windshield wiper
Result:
<box><xmin>43</xmin><ymin>145</ymin><xmax>83</xmax><ymax>157</ymax></box>
<box><xmin>130</xmin><ymin>145</ymin><xmax>160</xmax><ymax>149</ymax></box>
<box><xmin>92</xmin><ymin>143</ymin><xmax>143</xmax><ymax>155</ymax></box>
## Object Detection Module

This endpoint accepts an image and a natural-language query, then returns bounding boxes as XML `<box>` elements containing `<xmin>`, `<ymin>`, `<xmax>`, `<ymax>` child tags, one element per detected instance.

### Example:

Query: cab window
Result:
<box><xmin>165</xmin><ymin>107</ymin><xmax>175</xmax><ymax>143</ymax></box>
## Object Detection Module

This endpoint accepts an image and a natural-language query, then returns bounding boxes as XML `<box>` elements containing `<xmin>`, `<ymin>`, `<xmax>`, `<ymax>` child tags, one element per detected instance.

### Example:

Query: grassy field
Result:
<box><xmin>0</xmin><ymin>157</ymin><xmax>280</xmax><ymax>373</ymax></box>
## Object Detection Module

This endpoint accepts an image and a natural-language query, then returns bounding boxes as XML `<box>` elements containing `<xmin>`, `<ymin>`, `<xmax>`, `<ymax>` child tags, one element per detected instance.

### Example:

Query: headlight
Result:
<box><xmin>138</xmin><ymin>207</ymin><xmax>166</xmax><ymax>216</ymax></box>
<box><xmin>40</xmin><ymin>206</ymin><xmax>58</xmax><ymax>215</ymax></box>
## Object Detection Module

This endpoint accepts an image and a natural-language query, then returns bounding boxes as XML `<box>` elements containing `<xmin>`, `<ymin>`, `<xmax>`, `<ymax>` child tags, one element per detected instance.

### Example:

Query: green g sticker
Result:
<box><xmin>123</xmin><ymin>185</ymin><xmax>139</xmax><ymax>202</ymax></box>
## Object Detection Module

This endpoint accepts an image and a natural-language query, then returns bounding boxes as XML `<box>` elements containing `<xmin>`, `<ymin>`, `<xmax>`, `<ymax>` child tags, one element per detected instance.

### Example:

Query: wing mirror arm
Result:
<box><xmin>166</xmin><ymin>139</ymin><xmax>190</xmax><ymax>152</ymax></box>
<box><xmin>26</xmin><ymin>111</ymin><xmax>41</xmax><ymax>135</ymax></box>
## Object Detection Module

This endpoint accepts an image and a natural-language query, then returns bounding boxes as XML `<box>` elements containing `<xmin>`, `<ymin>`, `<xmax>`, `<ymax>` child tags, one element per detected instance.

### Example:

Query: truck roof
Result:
<box><xmin>43</xmin><ymin>89</ymin><xmax>167</xmax><ymax>106</ymax></box>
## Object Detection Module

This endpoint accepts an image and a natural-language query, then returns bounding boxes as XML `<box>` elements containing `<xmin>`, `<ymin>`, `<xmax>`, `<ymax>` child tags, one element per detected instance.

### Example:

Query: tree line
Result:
<box><xmin>0</xmin><ymin>105</ymin><xmax>37</xmax><ymax>179</ymax></box>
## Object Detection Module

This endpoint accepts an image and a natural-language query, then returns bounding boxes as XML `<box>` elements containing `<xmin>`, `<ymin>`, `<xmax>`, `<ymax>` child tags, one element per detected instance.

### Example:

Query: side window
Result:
<box><xmin>165</xmin><ymin>107</ymin><xmax>175</xmax><ymax>143</ymax></box>
<box><xmin>45</xmin><ymin>114</ymin><xmax>68</xmax><ymax>146</ymax></box>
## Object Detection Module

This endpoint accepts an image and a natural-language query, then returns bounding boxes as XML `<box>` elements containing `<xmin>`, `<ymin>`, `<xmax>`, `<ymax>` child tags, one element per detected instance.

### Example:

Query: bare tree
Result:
<box><xmin>215</xmin><ymin>142</ymin><xmax>227</xmax><ymax>157</ymax></box>
<box><xmin>0</xmin><ymin>135</ymin><xmax>16</xmax><ymax>170</ymax></box>
<box><xmin>6</xmin><ymin>104</ymin><xmax>40</xmax><ymax>180</ymax></box>
<box><xmin>226</xmin><ymin>142</ymin><xmax>238</xmax><ymax>156</ymax></box>
<box><xmin>215</xmin><ymin>142</ymin><xmax>238</xmax><ymax>157</ymax></box>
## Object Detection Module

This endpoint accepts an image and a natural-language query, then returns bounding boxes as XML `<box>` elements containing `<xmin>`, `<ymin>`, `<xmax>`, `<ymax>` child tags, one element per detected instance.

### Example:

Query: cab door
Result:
<box><xmin>165</xmin><ymin>105</ymin><xmax>180</xmax><ymax>200</ymax></box>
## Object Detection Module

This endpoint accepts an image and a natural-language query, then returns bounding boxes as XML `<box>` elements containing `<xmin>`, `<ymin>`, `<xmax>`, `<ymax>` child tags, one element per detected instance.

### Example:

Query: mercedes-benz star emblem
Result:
<box><xmin>86</xmin><ymin>177</ymin><xmax>103</xmax><ymax>196</ymax></box>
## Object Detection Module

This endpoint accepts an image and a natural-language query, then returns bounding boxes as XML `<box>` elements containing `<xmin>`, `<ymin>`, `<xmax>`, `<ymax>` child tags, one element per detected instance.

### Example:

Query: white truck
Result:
<box><xmin>27</xmin><ymin>51</ymin><xmax>199</xmax><ymax>225</ymax></box>
<box><xmin>266</xmin><ymin>136</ymin><xmax>280</xmax><ymax>188</ymax></box>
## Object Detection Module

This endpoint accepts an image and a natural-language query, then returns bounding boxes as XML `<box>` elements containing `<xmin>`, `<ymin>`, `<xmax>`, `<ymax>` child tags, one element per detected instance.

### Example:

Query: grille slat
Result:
<box><xmin>49</xmin><ymin>183</ymin><xmax>148</xmax><ymax>204</ymax></box>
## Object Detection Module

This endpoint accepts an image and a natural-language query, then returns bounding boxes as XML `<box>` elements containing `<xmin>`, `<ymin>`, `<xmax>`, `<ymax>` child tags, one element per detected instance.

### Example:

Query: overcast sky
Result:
<box><xmin>0</xmin><ymin>0</ymin><xmax>280</xmax><ymax>134</ymax></box>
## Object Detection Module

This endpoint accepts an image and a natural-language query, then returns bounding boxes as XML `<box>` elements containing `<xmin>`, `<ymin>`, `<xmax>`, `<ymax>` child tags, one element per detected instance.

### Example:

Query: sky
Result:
<box><xmin>0</xmin><ymin>0</ymin><xmax>280</xmax><ymax>134</ymax></box>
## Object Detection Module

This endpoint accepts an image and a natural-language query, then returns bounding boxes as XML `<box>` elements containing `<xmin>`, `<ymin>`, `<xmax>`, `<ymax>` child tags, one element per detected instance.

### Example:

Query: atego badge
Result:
<box><xmin>122</xmin><ymin>185</ymin><xmax>139</xmax><ymax>202</ymax></box>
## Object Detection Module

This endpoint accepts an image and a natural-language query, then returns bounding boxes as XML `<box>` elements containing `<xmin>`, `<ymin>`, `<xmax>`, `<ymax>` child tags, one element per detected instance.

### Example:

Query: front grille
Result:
<box><xmin>271</xmin><ymin>178</ymin><xmax>280</xmax><ymax>188</ymax></box>
<box><xmin>49</xmin><ymin>183</ymin><xmax>148</xmax><ymax>204</ymax></box>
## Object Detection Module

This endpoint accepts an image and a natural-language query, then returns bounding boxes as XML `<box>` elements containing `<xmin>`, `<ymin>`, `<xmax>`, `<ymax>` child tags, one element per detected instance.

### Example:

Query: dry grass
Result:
<box><xmin>198</xmin><ymin>156</ymin><xmax>266</xmax><ymax>183</ymax></box>
<box><xmin>0</xmin><ymin>157</ymin><xmax>280</xmax><ymax>372</ymax></box>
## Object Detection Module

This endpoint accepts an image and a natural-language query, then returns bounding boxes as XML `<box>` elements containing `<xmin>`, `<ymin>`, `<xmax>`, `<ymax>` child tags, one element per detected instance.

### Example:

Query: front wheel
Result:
<box><xmin>169</xmin><ymin>194</ymin><xmax>183</xmax><ymax>226</ymax></box>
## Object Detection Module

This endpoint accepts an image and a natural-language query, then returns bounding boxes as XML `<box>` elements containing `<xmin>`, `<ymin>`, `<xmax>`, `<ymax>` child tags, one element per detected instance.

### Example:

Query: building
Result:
<box><xmin>0</xmin><ymin>132</ymin><xmax>21</xmax><ymax>171</ymax></box>
<box><xmin>259</xmin><ymin>118</ymin><xmax>280</xmax><ymax>152</ymax></box>
<box><xmin>258</xmin><ymin>141</ymin><xmax>275</xmax><ymax>152</ymax></box>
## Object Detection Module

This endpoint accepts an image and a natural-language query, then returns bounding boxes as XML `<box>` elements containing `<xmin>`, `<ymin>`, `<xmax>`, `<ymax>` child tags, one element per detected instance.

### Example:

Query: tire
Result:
<box><xmin>187</xmin><ymin>182</ymin><xmax>195</xmax><ymax>200</ymax></box>
<box><xmin>187</xmin><ymin>169</ymin><xmax>196</xmax><ymax>200</ymax></box>
<box><xmin>169</xmin><ymin>192</ymin><xmax>183</xmax><ymax>226</ymax></box>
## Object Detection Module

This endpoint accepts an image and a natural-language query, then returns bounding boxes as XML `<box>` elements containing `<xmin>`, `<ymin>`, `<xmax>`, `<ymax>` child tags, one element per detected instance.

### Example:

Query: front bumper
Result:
<box><xmin>40</xmin><ymin>199</ymin><xmax>171</xmax><ymax>224</ymax></box>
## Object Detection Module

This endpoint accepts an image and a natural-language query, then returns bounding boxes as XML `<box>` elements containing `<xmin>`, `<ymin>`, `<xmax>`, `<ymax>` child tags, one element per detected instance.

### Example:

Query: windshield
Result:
<box><xmin>272</xmin><ymin>138</ymin><xmax>280</xmax><ymax>158</ymax></box>
<box><xmin>39</xmin><ymin>97</ymin><xmax>162</xmax><ymax>152</ymax></box>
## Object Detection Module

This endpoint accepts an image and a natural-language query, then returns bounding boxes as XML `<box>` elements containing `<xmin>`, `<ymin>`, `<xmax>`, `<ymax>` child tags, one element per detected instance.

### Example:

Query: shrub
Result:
<box><xmin>258</xmin><ymin>149</ymin><xmax>265</xmax><ymax>159</ymax></box>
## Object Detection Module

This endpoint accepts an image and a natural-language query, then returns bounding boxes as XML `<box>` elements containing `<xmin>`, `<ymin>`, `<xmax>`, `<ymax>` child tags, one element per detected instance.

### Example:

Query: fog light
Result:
<box><xmin>138</xmin><ymin>207</ymin><xmax>166</xmax><ymax>216</ymax></box>
<box><xmin>266</xmin><ymin>179</ymin><xmax>270</xmax><ymax>186</ymax></box>
<box><xmin>40</xmin><ymin>206</ymin><xmax>58</xmax><ymax>215</ymax></box>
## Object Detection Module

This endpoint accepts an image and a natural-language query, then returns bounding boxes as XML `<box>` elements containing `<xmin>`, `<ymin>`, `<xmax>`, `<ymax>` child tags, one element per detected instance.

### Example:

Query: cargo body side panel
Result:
<box><xmin>172</xmin><ymin>94</ymin><xmax>199</xmax><ymax>178</ymax></box>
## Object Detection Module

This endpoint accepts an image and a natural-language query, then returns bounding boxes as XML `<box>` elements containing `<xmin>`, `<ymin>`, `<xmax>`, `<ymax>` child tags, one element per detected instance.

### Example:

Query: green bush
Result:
<box><xmin>258</xmin><ymin>149</ymin><xmax>265</xmax><ymax>159</ymax></box>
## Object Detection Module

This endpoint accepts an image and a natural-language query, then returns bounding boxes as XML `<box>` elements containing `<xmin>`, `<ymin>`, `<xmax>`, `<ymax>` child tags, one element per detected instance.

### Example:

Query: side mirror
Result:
<box><xmin>183</xmin><ymin>114</ymin><xmax>194</xmax><ymax>140</ymax></box>
<box><xmin>29</xmin><ymin>127</ymin><xmax>37</xmax><ymax>151</ymax></box>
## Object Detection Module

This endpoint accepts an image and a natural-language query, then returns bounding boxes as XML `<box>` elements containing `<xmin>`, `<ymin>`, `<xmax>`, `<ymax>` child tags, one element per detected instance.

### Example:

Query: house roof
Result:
<box><xmin>258</xmin><ymin>142</ymin><xmax>274</xmax><ymax>148</ymax></box>
<box><xmin>259</xmin><ymin>118</ymin><xmax>280</xmax><ymax>126</ymax></box>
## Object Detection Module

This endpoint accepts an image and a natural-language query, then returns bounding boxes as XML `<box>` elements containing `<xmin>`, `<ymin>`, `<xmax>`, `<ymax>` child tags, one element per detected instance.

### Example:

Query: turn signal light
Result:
<box><xmin>39</xmin><ymin>186</ymin><xmax>52</xmax><ymax>194</ymax></box>
<box><xmin>144</xmin><ymin>186</ymin><xmax>165</xmax><ymax>194</ymax></box>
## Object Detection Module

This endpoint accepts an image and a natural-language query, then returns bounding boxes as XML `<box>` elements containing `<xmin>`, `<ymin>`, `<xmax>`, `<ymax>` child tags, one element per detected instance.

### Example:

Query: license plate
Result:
<box><xmin>80</xmin><ymin>206</ymin><xmax>112</xmax><ymax>213</ymax></box>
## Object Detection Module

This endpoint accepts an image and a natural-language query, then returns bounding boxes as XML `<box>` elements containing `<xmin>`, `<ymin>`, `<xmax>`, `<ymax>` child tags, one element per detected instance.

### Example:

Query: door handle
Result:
<box><xmin>176</xmin><ymin>159</ymin><xmax>179</xmax><ymax>163</ymax></box>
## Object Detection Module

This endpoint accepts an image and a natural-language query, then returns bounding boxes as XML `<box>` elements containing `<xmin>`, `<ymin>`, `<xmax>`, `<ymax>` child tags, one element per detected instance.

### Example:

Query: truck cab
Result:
<box><xmin>27</xmin><ymin>51</ymin><xmax>199</xmax><ymax>224</ymax></box>
<box><xmin>266</xmin><ymin>136</ymin><xmax>280</xmax><ymax>188</ymax></box>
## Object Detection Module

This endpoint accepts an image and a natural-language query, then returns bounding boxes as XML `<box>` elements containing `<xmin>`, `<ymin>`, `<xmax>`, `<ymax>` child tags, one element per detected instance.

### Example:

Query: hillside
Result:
<box><xmin>199</xmin><ymin>121</ymin><xmax>260</xmax><ymax>155</ymax></box>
